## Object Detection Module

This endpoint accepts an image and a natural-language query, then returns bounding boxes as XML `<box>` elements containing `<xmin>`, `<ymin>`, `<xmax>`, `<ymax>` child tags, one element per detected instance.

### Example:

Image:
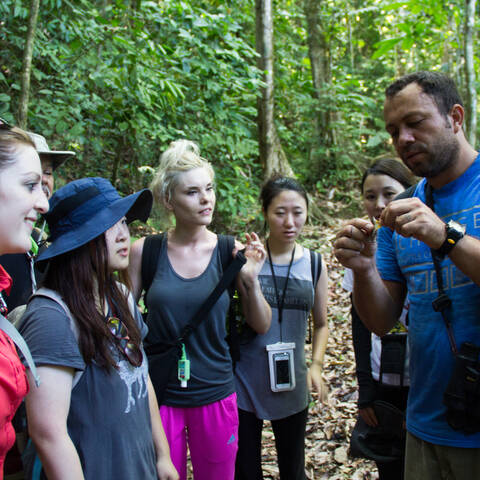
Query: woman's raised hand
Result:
<box><xmin>239</xmin><ymin>232</ymin><xmax>267</xmax><ymax>283</ymax></box>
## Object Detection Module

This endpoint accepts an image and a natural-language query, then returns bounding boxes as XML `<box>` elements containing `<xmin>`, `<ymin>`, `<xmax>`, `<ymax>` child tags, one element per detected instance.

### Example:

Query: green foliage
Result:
<box><xmin>0</xmin><ymin>0</ymin><xmax>477</xmax><ymax>229</ymax></box>
<box><xmin>1</xmin><ymin>0</ymin><xmax>264</xmax><ymax>227</ymax></box>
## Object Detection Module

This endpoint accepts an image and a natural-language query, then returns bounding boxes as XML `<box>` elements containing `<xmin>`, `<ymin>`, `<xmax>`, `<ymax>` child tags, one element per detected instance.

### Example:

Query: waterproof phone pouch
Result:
<box><xmin>266</xmin><ymin>342</ymin><xmax>296</xmax><ymax>392</ymax></box>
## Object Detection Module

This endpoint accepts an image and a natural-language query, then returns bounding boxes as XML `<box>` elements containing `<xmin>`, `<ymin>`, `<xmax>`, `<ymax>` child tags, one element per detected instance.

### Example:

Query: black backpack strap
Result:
<box><xmin>310</xmin><ymin>250</ymin><xmax>322</xmax><ymax>288</ymax></box>
<box><xmin>394</xmin><ymin>184</ymin><xmax>417</xmax><ymax>200</ymax></box>
<box><xmin>141</xmin><ymin>233</ymin><xmax>165</xmax><ymax>299</ymax></box>
<box><xmin>217</xmin><ymin>234</ymin><xmax>241</xmax><ymax>368</ymax></box>
<box><xmin>179</xmin><ymin>250</ymin><xmax>246</xmax><ymax>341</ymax></box>
<box><xmin>217</xmin><ymin>235</ymin><xmax>235</xmax><ymax>268</ymax></box>
<box><xmin>217</xmin><ymin>234</ymin><xmax>236</xmax><ymax>295</ymax></box>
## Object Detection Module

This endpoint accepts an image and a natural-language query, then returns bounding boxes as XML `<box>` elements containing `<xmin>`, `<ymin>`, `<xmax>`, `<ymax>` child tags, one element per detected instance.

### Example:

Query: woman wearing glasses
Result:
<box><xmin>0</xmin><ymin>122</ymin><xmax>48</xmax><ymax>478</ymax></box>
<box><xmin>19</xmin><ymin>178</ymin><xmax>178</xmax><ymax>480</ymax></box>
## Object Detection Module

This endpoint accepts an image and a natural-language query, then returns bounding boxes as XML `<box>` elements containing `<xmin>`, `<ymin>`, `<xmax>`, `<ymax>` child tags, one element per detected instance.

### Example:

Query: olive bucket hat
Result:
<box><xmin>349</xmin><ymin>400</ymin><xmax>406</xmax><ymax>463</ymax></box>
<box><xmin>36</xmin><ymin>177</ymin><xmax>153</xmax><ymax>263</ymax></box>
<box><xmin>27</xmin><ymin>132</ymin><xmax>76</xmax><ymax>170</ymax></box>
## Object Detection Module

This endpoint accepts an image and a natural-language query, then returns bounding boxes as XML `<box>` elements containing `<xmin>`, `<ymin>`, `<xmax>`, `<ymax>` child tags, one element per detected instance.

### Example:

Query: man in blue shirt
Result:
<box><xmin>334</xmin><ymin>71</ymin><xmax>480</xmax><ymax>479</ymax></box>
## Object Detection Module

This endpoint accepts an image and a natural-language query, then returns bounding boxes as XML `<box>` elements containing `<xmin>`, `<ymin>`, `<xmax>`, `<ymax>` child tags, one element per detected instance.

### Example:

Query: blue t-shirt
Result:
<box><xmin>376</xmin><ymin>154</ymin><xmax>480</xmax><ymax>447</ymax></box>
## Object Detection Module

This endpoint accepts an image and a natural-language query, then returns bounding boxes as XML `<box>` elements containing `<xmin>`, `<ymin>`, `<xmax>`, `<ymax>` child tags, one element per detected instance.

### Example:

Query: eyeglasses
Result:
<box><xmin>0</xmin><ymin>118</ymin><xmax>12</xmax><ymax>130</ymax></box>
<box><xmin>107</xmin><ymin>316</ymin><xmax>143</xmax><ymax>367</ymax></box>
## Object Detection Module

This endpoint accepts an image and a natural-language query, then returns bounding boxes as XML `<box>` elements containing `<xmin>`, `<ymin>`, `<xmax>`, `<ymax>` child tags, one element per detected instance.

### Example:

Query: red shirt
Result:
<box><xmin>0</xmin><ymin>265</ymin><xmax>28</xmax><ymax>478</ymax></box>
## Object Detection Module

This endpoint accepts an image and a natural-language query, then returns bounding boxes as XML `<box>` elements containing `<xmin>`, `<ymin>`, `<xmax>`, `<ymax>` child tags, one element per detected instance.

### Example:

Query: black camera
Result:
<box><xmin>443</xmin><ymin>342</ymin><xmax>480</xmax><ymax>434</ymax></box>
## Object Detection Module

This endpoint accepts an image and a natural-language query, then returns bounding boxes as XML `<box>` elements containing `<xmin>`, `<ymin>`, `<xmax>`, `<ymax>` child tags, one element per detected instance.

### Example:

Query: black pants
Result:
<box><xmin>235</xmin><ymin>407</ymin><xmax>308</xmax><ymax>480</ymax></box>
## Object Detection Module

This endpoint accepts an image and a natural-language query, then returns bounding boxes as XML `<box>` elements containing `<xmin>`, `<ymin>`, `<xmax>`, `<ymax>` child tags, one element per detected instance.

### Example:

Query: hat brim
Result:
<box><xmin>39</xmin><ymin>151</ymin><xmax>76</xmax><ymax>171</ymax></box>
<box><xmin>36</xmin><ymin>188</ymin><xmax>152</xmax><ymax>263</ymax></box>
<box><xmin>349</xmin><ymin>401</ymin><xmax>405</xmax><ymax>463</ymax></box>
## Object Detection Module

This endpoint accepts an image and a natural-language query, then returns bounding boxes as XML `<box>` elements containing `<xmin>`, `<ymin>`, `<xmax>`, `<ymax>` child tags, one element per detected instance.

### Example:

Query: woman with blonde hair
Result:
<box><xmin>129</xmin><ymin>139</ymin><xmax>271</xmax><ymax>480</ymax></box>
<box><xmin>0</xmin><ymin>119</ymin><xmax>49</xmax><ymax>478</ymax></box>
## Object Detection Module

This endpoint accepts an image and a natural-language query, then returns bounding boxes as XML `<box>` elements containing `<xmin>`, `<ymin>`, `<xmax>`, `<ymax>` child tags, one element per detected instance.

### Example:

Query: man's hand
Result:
<box><xmin>333</xmin><ymin>218</ymin><xmax>376</xmax><ymax>272</ymax></box>
<box><xmin>359</xmin><ymin>406</ymin><xmax>378</xmax><ymax>428</ymax></box>
<box><xmin>380</xmin><ymin>198</ymin><xmax>446</xmax><ymax>249</ymax></box>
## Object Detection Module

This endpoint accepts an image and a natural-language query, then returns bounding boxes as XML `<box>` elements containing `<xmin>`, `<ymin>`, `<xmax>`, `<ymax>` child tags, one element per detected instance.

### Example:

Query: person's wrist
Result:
<box><xmin>242</xmin><ymin>276</ymin><xmax>260</xmax><ymax>291</ymax></box>
<box><xmin>434</xmin><ymin>220</ymin><xmax>466</xmax><ymax>254</ymax></box>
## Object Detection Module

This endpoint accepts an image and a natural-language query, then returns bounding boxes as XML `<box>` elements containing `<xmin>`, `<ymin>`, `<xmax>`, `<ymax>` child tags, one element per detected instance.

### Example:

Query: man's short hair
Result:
<box><xmin>385</xmin><ymin>71</ymin><xmax>463</xmax><ymax>117</ymax></box>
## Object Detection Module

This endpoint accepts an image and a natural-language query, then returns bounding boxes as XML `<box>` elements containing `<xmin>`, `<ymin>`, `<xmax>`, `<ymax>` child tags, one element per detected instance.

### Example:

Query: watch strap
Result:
<box><xmin>436</xmin><ymin>222</ymin><xmax>464</xmax><ymax>256</ymax></box>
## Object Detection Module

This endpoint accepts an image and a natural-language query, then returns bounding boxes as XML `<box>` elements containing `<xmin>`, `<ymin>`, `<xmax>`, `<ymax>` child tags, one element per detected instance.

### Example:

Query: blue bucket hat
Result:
<box><xmin>37</xmin><ymin>177</ymin><xmax>153</xmax><ymax>263</ymax></box>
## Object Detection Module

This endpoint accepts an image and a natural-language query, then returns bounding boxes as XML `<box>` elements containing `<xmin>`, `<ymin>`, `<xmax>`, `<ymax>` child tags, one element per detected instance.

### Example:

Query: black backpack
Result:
<box><xmin>140</xmin><ymin>234</ymin><xmax>322</xmax><ymax>365</ymax></box>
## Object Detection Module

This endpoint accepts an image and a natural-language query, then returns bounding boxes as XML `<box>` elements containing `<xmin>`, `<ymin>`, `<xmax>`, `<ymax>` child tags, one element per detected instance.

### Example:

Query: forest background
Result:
<box><xmin>1</xmin><ymin>1</ymin><xmax>478</xmax><ymax>477</ymax></box>
<box><xmin>1</xmin><ymin>0</ymin><xmax>478</xmax><ymax>231</ymax></box>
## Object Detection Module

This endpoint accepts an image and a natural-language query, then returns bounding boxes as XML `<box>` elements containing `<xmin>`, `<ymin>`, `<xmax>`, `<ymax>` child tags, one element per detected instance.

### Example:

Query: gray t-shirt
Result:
<box><xmin>145</xmin><ymin>238</ymin><xmax>234</xmax><ymax>407</ymax></box>
<box><xmin>19</xmin><ymin>295</ymin><xmax>158</xmax><ymax>480</ymax></box>
<box><xmin>235</xmin><ymin>248</ymin><xmax>315</xmax><ymax>420</ymax></box>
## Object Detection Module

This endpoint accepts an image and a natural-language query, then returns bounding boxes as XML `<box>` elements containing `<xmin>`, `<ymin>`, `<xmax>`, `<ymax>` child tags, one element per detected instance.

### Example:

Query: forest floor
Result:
<box><xmin>259</xmin><ymin>222</ymin><xmax>378</xmax><ymax>479</ymax></box>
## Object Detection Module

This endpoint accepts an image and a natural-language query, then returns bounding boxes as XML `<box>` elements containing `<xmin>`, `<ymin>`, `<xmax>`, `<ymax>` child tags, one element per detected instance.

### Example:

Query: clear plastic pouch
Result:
<box><xmin>266</xmin><ymin>342</ymin><xmax>296</xmax><ymax>392</ymax></box>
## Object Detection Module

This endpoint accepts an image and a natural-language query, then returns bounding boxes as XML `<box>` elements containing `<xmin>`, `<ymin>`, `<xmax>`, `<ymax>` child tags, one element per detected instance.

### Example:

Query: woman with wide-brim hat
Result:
<box><xmin>19</xmin><ymin>177</ymin><xmax>178</xmax><ymax>480</ymax></box>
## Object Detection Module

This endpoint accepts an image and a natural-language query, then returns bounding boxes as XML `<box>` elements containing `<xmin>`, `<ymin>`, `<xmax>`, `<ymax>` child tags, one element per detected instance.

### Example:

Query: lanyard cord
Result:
<box><xmin>425</xmin><ymin>184</ymin><xmax>458</xmax><ymax>355</ymax></box>
<box><xmin>267</xmin><ymin>241</ymin><xmax>296</xmax><ymax>343</ymax></box>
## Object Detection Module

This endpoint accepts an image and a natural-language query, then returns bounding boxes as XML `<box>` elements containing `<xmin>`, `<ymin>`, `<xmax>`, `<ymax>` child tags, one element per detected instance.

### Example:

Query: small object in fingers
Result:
<box><xmin>368</xmin><ymin>218</ymin><xmax>381</xmax><ymax>239</ymax></box>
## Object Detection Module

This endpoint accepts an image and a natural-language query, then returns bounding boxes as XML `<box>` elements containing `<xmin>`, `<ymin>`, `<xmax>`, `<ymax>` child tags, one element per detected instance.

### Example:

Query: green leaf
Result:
<box><xmin>372</xmin><ymin>37</ymin><xmax>402</xmax><ymax>59</ymax></box>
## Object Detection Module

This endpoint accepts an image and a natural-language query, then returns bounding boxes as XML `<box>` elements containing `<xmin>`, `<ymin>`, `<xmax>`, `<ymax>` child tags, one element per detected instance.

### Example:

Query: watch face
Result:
<box><xmin>447</xmin><ymin>220</ymin><xmax>466</xmax><ymax>234</ymax></box>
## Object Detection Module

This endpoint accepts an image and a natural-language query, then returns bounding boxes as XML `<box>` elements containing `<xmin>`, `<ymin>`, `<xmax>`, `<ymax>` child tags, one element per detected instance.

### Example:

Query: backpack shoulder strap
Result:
<box><xmin>310</xmin><ymin>249</ymin><xmax>322</xmax><ymax>288</ymax></box>
<box><xmin>218</xmin><ymin>234</ymin><xmax>236</xmax><ymax>294</ymax></box>
<box><xmin>217</xmin><ymin>234</ymin><xmax>235</xmax><ymax>271</ymax></box>
<box><xmin>32</xmin><ymin>287</ymin><xmax>83</xmax><ymax>388</ymax></box>
<box><xmin>394</xmin><ymin>184</ymin><xmax>417</xmax><ymax>200</ymax></box>
<box><xmin>141</xmin><ymin>233</ymin><xmax>165</xmax><ymax>296</ymax></box>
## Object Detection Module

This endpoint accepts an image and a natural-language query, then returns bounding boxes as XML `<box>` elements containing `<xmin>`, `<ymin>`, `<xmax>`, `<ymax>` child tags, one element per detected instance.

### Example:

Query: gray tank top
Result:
<box><xmin>235</xmin><ymin>247</ymin><xmax>315</xmax><ymax>420</ymax></box>
<box><xmin>145</xmin><ymin>238</ymin><xmax>235</xmax><ymax>407</ymax></box>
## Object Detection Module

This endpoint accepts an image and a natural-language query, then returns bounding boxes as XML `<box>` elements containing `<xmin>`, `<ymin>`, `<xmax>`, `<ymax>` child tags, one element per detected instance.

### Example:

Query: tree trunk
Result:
<box><xmin>303</xmin><ymin>0</ymin><xmax>336</xmax><ymax>170</ymax></box>
<box><xmin>255</xmin><ymin>0</ymin><xmax>293</xmax><ymax>178</ymax></box>
<box><xmin>464</xmin><ymin>0</ymin><xmax>477</xmax><ymax>147</ymax></box>
<box><xmin>17</xmin><ymin>0</ymin><xmax>40</xmax><ymax>129</ymax></box>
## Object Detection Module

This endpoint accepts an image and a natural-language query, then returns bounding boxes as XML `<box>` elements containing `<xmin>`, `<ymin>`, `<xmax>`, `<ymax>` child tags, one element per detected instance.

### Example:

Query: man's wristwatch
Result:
<box><xmin>435</xmin><ymin>220</ymin><xmax>466</xmax><ymax>256</ymax></box>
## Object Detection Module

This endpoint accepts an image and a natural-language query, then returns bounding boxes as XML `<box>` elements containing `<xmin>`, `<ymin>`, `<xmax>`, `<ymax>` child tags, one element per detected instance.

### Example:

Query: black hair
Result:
<box><xmin>385</xmin><ymin>71</ymin><xmax>463</xmax><ymax>117</ymax></box>
<box><xmin>260</xmin><ymin>175</ymin><xmax>308</xmax><ymax>213</ymax></box>
<box><xmin>43</xmin><ymin>233</ymin><xmax>141</xmax><ymax>371</ymax></box>
<box><xmin>360</xmin><ymin>158</ymin><xmax>415</xmax><ymax>193</ymax></box>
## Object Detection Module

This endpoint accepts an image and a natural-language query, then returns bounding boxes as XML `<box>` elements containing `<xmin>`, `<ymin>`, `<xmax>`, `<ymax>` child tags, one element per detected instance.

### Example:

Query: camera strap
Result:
<box><xmin>267</xmin><ymin>242</ymin><xmax>296</xmax><ymax>342</ymax></box>
<box><xmin>425</xmin><ymin>184</ymin><xmax>458</xmax><ymax>356</ymax></box>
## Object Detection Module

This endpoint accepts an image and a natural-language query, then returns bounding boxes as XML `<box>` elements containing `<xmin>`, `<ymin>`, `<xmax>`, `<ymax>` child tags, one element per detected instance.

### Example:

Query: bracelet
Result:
<box><xmin>311</xmin><ymin>360</ymin><xmax>323</xmax><ymax>367</ymax></box>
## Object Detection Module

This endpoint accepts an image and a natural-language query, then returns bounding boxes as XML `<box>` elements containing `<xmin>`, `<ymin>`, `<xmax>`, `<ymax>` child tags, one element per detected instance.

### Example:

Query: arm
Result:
<box><xmin>381</xmin><ymin>197</ymin><xmax>480</xmax><ymax>286</ymax></box>
<box><xmin>25</xmin><ymin>366</ymin><xmax>84</xmax><ymax>480</ymax></box>
<box><xmin>334</xmin><ymin>218</ymin><xmax>405</xmax><ymax>336</ymax></box>
<box><xmin>350</xmin><ymin>298</ymin><xmax>379</xmax><ymax>427</ymax></box>
<box><xmin>350</xmin><ymin>298</ymin><xmax>376</xmax><ymax>407</ymax></box>
<box><xmin>147</xmin><ymin>377</ymin><xmax>178</xmax><ymax>480</ymax></box>
<box><xmin>128</xmin><ymin>237</ymin><xmax>146</xmax><ymax>301</ymax></box>
<box><xmin>237</xmin><ymin>233</ymin><xmax>271</xmax><ymax>334</ymax></box>
<box><xmin>307</xmin><ymin>263</ymin><xmax>329</xmax><ymax>403</ymax></box>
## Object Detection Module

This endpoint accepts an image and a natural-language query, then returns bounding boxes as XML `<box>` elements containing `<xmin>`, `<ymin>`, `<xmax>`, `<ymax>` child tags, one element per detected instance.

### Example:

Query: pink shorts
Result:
<box><xmin>160</xmin><ymin>392</ymin><xmax>239</xmax><ymax>480</ymax></box>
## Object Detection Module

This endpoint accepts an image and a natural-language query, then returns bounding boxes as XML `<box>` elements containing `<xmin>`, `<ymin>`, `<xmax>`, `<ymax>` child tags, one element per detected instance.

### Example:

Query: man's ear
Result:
<box><xmin>449</xmin><ymin>104</ymin><xmax>464</xmax><ymax>133</ymax></box>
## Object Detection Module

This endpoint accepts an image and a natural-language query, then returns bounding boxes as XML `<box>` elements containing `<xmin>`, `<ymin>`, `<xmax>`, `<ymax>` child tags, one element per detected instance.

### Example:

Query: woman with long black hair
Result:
<box><xmin>19</xmin><ymin>177</ymin><xmax>177</xmax><ymax>480</ymax></box>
